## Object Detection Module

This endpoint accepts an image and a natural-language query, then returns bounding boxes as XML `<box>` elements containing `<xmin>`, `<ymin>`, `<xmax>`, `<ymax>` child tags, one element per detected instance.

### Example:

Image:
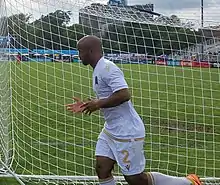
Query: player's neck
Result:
<box><xmin>90</xmin><ymin>55</ymin><xmax>103</xmax><ymax>69</ymax></box>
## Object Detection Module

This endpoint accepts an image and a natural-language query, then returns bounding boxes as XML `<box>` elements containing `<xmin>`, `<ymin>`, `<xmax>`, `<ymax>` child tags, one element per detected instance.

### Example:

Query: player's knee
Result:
<box><xmin>124</xmin><ymin>172</ymin><xmax>149</xmax><ymax>185</ymax></box>
<box><xmin>95</xmin><ymin>162</ymin><xmax>112</xmax><ymax>179</ymax></box>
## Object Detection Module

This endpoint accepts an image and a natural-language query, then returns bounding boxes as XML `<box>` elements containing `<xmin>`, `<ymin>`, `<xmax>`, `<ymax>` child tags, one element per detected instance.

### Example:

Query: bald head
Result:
<box><xmin>77</xmin><ymin>35</ymin><xmax>103</xmax><ymax>67</ymax></box>
<box><xmin>78</xmin><ymin>35</ymin><xmax>102</xmax><ymax>50</ymax></box>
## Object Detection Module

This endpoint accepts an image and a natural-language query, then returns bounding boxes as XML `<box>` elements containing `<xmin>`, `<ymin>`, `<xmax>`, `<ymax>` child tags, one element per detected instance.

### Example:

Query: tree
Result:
<box><xmin>4</xmin><ymin>13</ymin><xmax>32</xmax><ymax>48</ymax></box>
<box><xmin>33</xmin><ymin>10</ymin><xmax>71</xmax><ymax>27</ymax></box>
<box><xmin>7</xmin><ymin>13</ymin><xmax>32</xmax><ymax>34</ymax></box>
<box><xmin>3</xmin><ymin>11</ymin><xmax>202</xmax><ymax>53</ymax></box>
<box><xmin>28</xmin><ymin>10</ymin><xmax>72</xmax><ymax>49</ymax></box>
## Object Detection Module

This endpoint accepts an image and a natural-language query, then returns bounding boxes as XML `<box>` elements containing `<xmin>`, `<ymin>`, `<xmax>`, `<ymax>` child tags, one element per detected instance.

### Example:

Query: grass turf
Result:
<box><xmin>0</xmin><ymin>61</ymin><xmax>220</xmax><ymax>184</ymax></box>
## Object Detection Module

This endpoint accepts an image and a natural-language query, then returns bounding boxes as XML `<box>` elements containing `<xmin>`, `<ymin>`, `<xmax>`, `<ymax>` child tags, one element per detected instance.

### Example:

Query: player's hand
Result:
<box><xmin>65</xmin><ymin>97</ymin><xmax>85</xmax><ymax>113</ymax></box>
<box><xmin>80</xmin><ymin>99</ymin><xmax>100</xmax><ymax>115</ymax></box>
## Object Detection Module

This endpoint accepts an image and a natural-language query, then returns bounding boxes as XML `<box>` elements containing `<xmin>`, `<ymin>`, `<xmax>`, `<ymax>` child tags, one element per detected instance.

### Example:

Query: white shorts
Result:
<box><xmin>95</xmin><ymin>130</ymin><xmax>146</xmax><ymax>176</ymax></box>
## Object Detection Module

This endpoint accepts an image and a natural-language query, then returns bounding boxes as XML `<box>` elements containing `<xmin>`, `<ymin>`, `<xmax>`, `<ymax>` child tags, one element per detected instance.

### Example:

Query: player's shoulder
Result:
<box><xmin>100</xmin><ymin>57</ymin><xmax>119</xmax><ymax>73</ymax></box>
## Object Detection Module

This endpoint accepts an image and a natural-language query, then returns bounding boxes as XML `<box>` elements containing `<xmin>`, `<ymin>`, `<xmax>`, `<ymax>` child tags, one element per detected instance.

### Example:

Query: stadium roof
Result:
<box><xmin>79</xmin><ymin>3</ymin><xmax>155</xmax><ymax>24</ymax></box>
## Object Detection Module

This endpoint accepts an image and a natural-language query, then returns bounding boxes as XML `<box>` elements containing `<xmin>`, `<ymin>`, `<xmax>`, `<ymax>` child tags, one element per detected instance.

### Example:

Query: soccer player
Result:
<box><xmin>66</xmin><ymin>35</ymin><xmax>202</xmax><ymax>185</ymax></box>
<box><xmin>16</xmin><ymin>52</ymin><xmax>21</xmax><ymax>64</ymax></box>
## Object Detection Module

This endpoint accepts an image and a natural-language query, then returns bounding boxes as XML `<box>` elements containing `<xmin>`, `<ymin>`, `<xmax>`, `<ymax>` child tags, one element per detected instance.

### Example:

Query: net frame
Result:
<box><xmin>0</xmin><ymin>0</ymin><xmax>220</xmax><ymax>184</ymax></box>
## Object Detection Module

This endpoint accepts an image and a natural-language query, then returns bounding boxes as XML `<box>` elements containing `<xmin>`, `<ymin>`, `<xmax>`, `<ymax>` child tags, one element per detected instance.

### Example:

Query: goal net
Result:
<box><xmin>0</xmin><ymin>0</ymin><xmax>220</xmax><ymax>184</ymax></box>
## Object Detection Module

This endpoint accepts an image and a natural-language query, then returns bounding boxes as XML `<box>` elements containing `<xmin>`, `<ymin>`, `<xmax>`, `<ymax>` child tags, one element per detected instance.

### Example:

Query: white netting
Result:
<box><xmin>0</xmin><ymin>0</ymin><xmax>220</xmax><ymax>184</ymax></box>
<box><xmin>0</xmin><ymin>0</ymin><xmax>13</xmax><ymax>176</ymax></box>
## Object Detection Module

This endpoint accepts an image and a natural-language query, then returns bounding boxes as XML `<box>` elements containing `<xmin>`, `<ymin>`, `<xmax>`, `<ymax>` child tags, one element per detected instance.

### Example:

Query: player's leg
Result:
<box><xmin>95</xmin><ymin>133</ymin><xmax>116</xmax><ymax>185</ymax></box>
<box><xmin>124</xmin><ymin>172</ymin><xmax>149</xmax><ymax>185</ymax></box>
<box><xmin>124</xmin><ymin>171</ymin><xmax>202</xmax><ymax>185</ymax></box>
<box><xmin>113</xmin><ymin>139</ymin><xmax>202</xmax><ymax>185</ymax></box>
<box><xmin>96</xmin><ymin>156</ymin><xmax>116</xmax><ymax>185</ymax></box>
<box><xmin>146</xmin><ymin>172</ymin><xmax>202</xmax><ymax>185</ymax></box>
<box><xmin>115</xmin><ymin>139</ymin><xmax>148</xmax><ymax>185</ymax></box>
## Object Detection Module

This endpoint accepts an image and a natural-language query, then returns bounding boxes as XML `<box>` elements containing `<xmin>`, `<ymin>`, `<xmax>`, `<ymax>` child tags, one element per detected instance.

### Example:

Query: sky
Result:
<box><xmin>130</xmin><ymin>0</ymin><xmax>220</xmax><ymax>26</ymax></box>
<box><xmin>3</xmin><ymin>0</ymin><xmax>220</xmax><ymax>27</ymax></box>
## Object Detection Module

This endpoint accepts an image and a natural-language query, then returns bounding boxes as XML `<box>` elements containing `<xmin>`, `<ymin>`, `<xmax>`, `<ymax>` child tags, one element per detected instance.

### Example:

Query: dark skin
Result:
<box><xmin>76</xmin><ymin>35</ymin><xmax>150</xmax><ymax>185</ymax></box>
<box><xmin>77</xmin><ymin>35</ymin><xmax>131</xmax><ymax>115</ymax></box>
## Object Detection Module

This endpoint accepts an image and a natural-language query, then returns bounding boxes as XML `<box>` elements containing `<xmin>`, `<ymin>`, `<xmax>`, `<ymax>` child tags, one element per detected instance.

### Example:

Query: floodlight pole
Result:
<box><xmin>201</xmin><ymin>0</ymin><xmax>204</xmax><ymax>61</ymax></box>
<box><xmin>201</xmin><ymin>0</ymin><xmax>204</xmax><ymax>28</ymax></box>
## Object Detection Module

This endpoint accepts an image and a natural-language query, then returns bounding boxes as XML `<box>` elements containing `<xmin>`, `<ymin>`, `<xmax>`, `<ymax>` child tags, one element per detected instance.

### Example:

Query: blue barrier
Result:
<box><xmin>0</xmin><ymin>48</ymin><xmax>79</xmax><ymax>55</ymax></box>
<box><xmin>0</xmin><ymin>48</ymin><xmax>29</xmax><ymax>54</ymax></box>
<box><xmin>32</xmin><ymin>49</ymin><xmax>78</xmax><ymax>55</ymax></box>
<box><xmin>29</xmin><ymin>58</ymin><xmax>52</xmax><ymax>62</ymax></box>
<box><xmin>28</xmin><ymin>57</ymin><xmax>79</xmax><ymax>63</ymax></box>
<box><xmin>167</xmin><ymin>59</ymin><xmax>180</xmax><ymax>66</ymax></box>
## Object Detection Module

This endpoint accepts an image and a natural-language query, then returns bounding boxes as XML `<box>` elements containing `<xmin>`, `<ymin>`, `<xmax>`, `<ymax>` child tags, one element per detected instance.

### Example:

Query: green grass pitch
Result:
<box><xmin>0</xmin><ymin>62</ymin><xmax>220</xmax><ymax>184</ymax></box>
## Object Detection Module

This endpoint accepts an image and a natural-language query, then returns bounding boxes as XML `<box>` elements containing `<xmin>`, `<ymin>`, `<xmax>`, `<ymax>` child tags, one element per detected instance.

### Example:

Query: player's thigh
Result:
<box><xmin>95</xmin><ymin>156</ymin><xmax>116</xmax><ymax>178</ymax></box>
<box><xmin>113</xmin><ymin>140</ymin><xmax>146</xmax><ymax>176</ymax></box>
<box><xmin>95</xmin><ymin>135</ymin><xmax>116</xmax><ymax>177</ymax></box>
<box><xmin>124</xmin><ymin>172</ymin><xmax>149</xmax><ymax>185</ymax></box>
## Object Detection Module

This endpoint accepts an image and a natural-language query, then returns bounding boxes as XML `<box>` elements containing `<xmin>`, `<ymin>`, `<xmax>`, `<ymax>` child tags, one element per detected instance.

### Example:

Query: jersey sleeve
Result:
<box><xmin>102</xmin><ymin>64</ymin><xmax>128</xmax><ymax>93</ymax></box>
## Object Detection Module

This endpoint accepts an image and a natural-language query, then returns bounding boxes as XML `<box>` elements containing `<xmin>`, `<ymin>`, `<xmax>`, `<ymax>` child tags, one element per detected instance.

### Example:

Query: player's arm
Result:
<box><xmin>98</xmin><ymin>65</ymin><xmax>130</xmax><ymax>108</ymax></box>
<box><xmin>97</xmin><ymin>88</ymin><xmax>130</xmax><ymax>108</ymax></box>
<box><xmin>81</xmin><ymin>65</ymin><xmax>130</xmax><ymax>114</ymax></box>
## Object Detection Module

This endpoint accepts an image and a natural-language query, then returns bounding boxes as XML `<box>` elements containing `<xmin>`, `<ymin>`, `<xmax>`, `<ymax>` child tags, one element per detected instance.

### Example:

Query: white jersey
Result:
<box><xmin>93</xmin><ymin>57</ymin><xmax>145</xmax><ymax>139</ymax></box>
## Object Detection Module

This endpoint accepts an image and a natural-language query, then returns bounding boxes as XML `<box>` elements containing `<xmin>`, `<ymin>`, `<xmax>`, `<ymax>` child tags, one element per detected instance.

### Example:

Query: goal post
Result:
<box><xmin>0</xmin><ymin>0</ymin><xmax>13</xmax><ymax>175</ymax></box>
<box><xmin>0</xmin><ymin>0</ymin><xmax>220</xmax><ymax>184</ymax></box>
